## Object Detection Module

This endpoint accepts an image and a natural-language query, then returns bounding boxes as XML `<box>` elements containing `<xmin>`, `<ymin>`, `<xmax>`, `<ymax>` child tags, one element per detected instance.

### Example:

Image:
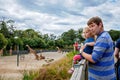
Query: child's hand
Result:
<box><xmin>84</xmin><ymin>43</ymin><xmax>88</xmax><ymax>47</ymax></box>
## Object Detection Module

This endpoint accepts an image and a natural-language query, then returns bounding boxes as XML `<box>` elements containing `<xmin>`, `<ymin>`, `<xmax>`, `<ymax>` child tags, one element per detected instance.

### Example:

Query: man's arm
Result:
<box><xmin>82</xmin><ymin>52</ymin><xmax>95</xmax><ymax>63</ymax></box>
<box><xmin>114</xmin><ymin>47</ymin><xmax>119</xmax><ymax>59</ymax></box>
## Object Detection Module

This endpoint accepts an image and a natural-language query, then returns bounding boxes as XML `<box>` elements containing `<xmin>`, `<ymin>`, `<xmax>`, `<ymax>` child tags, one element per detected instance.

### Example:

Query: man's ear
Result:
<box><xmin>99</xmin><ymin>22</ymin><xmax>103</xmax><ymax>27</ymax></box>
<box><xmin>98</xmin><ymin>22</ymin><xmax>103</xmax><ymax>29</ymax></box>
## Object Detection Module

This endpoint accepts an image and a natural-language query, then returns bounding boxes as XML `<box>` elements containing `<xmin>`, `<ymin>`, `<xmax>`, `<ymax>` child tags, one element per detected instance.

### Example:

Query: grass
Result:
<box><xmin>23</xmin><ymin>51</ymin><xmax>78</xmax><ymax>80</ymax></box>
<box><xmin>23</xmin><ymin>70</ymin><xmax>39</xmax><ymax>80</ymax></box>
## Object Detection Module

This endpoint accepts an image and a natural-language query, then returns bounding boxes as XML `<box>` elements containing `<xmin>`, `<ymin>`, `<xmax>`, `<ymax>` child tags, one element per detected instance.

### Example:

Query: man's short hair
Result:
<box><xmin>87</xmin><ymin>16</ymin><xmax>103</xmax><ymax>26</ymax></box>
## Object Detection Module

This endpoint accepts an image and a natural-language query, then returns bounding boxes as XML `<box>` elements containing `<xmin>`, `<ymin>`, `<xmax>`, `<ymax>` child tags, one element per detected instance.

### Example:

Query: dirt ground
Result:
<box><xmin>0</xmin><ymin>52</ymin><xmax>67</xmax><ymax>80</ymax></box>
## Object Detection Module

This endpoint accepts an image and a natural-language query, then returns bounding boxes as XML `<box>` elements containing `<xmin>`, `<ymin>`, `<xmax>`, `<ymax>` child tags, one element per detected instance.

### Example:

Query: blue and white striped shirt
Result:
<box><xmin>88</xmin><ymin>31</ymin><xmax>116</xmax><ymax>80</ymax></box>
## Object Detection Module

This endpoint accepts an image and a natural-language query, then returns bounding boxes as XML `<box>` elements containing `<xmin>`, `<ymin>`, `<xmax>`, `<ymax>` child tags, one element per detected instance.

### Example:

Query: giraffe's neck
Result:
<box><xmin>27</xmin><ymin>46</ymin><xmax>32</xmax><ymax>50</ymax></box>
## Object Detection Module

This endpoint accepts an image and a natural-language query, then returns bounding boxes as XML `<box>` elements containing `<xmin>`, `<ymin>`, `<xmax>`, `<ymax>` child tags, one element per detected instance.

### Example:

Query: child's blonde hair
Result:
<box><xmin>82</xmin><ymin>26</ymin><xmax>94</xmax><ymax>39</ymax></box>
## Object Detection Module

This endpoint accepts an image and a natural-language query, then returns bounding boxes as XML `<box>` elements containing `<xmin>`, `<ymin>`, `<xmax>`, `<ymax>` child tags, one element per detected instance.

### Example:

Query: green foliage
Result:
<box><xmin>14</xmin><ymin>37</ymin><xmax>23</xmax><ymax>45</ymax></box>
<box><xmin>55</xmin><ymin>39</ymin><xmax>64</xmax><ymax>48</ymax></box>
<box><xmin>0</xmin><ymin>18</ymin><xmax>84</xmax><ymax>50</ymax></box>
<box><xmin>1</xmin><ymin>17</ymin><xmax>120</xmax><ymax>53</ymax></box>
<box><xmin>60</xmin><ymin>28</ymin><xmax>84</xmax><ymax>48</ymax></box>
<box><xmin>7</xmin><ymin>38</ymin><xmax>13</xmax><ymax>46</ymax></box>
<box><xmin>22</xmin><ymin>29</ymin><xmax>40</xmax><ymax>38</ymax></box>
<box><xmin>47</xmin><ymin>40</ymin><xmax>55</xmax><ymax>49</ymax></box>
<box><xmin>32</xmin><ymin>37</ymin><xmax>46</xmax><ymax>48</ymax></box>
<box><xmin>0</xmin><ymin>21</ymin><xmax>10</xmax><ymax>38</ymax></box>
<box><xmin>22</xmin><ymin>37</ymin><xmax>46</xmax><ymax>49</ymax></box>
<box><xmin>23</xmin><ymin>70</ymin><xmax>39</xmax><ymax>80</ymax></box>
<box><xmin>61</xmin><ymin>29</ymin><xmax>76</xmax><ymax>46</ymax></box>
<box><xmin>0</xmin><ymin>33</ymin><xmax>8</xmax><ymax>49</ymax></box>
<box><xmin>77</xmin><ymin>28</ymin><xmax>85</xmax><ymax>43</ymax></box>
<box><xmin>66</xmin><ymin>51</ymin><xmax>77</xmax><ymax>58</ymax></box>
<box><xmin>108</xmin><ymin>30</ymin><xmax>120</xmax><ymax>41</ymax></box>
<box><xmin>3</xmin><ymin>49</ymin><xmax>10</xmax><ymax>56</ymax></box>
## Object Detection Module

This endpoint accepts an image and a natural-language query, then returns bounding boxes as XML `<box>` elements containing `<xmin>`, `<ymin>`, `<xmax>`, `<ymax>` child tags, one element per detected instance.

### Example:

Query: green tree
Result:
<box><xmin>0</xmin><ymin>21</ymin><xmax>10</xmax><ymax>38</ymax></box>
<box><xmin>109</xmin><ymin>30</ymin><xmax>120</xmax><ymax>41</ymax></box>
<box><xmin>14</xmin><ymin>37</ymin><xmax>23</xmax><ymax>50</ymax></box>
<box><xmin>7</xmin><ymin>19</ymin><xmax>15</xmax><ymax>37</ymax></box>
<box><xmin>0</xmin><ymin>33</ymin><xmax>8</xmax><ymax>49</ymax></box>
<box><xmin>77</xmin><ymin>28</ymin><xmax>85</xmax><ymax>43</ymax></box>
<box><xmin>55</xmin><ymin>39</ymin><xmax>64</xmax><ymax>48</ymax></box>
<box><xmin>61</xmin><ymin>29</ymin><xmax>76</xmax><ymax>46</ymax></box>
<box><xmin>22</xmin><ymin>29</ymin><xmax>40</xmax><ymax>38</ymax></box>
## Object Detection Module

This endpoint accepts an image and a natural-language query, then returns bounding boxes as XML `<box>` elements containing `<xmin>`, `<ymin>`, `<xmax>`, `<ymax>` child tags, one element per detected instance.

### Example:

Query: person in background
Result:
<box><xmin>68</xmin><ymin>26</ymin><xmax>95</xmax><ymax>74</ymax></box>
<box><xmin>114</xmin><ymin>37</ymin><xmax>120</xmax><ymax>80</ymax></box>
<box><xmin>81</xmin><ymin>16</ymin><xmax>116</xmax><ymax>80</ymax></box>
<box><xmin>73</xmin><ymin>41</ymin><xmax>79</xmax><ymax>52</ymax></box>
<box><xmin>114</xmin><ymin>38</ymin><xmax>120</xmax><ymax>59</ymax></box>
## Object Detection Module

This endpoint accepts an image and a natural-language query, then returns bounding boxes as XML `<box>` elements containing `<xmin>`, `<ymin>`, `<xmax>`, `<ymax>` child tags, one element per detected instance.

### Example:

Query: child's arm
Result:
<box><xmin>80</xmin><ymin>42</ymin><xmax>95</xmax><ymax>53</ymax></box>
<box><xmin>85</xmin><ymin>42</ymin><xmax>95</xmax><ymax>47</ymax></box>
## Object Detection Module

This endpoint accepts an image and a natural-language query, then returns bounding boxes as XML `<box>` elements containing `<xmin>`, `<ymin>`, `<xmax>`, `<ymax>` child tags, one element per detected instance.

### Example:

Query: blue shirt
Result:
<box><xmin>83</xmin><ymin>37</ymin><xmax>94</xmax><ymax>54</ymax></box>
<box><xmin>116</xmin><ymin>38</ymin><xmax>120</xmax><ymax>49</ymax></box>
<box><xmin>88</xmin><ymin>31</ymin><xmax>116</xmax><ymax>80</ymax></box>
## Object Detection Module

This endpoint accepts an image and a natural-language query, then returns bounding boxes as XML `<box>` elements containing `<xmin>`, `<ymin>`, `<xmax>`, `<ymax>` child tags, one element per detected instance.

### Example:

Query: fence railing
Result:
<box><xmin>70</xmin><ymin>59</ymin><xmax>88</xmax><ymax>80</ymax></box>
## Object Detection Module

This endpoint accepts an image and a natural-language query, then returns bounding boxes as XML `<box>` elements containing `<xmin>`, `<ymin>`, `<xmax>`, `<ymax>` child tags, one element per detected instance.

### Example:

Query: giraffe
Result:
<box><xmin>39</xmin><ymin>49</ymin><xmax>45</xmax><ymax>60</ymax></box>
<box><xmin>39</xmin><ymin>53</ymin><xmax>45</xmax><ymax>60</ymax></box>
<box><xmin>26</xmin><ymin>45</ymin><xmax>39</xmax><ymax>60</ymax></box>
<box><xmin>56</xmin><ymin>46</ymin><xmax>63</xmax><ymax>54</ymax></box>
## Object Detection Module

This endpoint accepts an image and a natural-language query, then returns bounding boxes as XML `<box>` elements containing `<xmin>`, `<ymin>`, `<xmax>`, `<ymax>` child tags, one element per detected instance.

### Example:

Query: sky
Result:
<box><xmin>0</xmin><ymin>0</ymin><xmax>120</xmax><ymax>36</ymax></box>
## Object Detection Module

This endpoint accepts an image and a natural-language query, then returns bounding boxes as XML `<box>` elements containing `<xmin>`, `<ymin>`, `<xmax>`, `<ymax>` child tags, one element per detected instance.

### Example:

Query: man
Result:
<box><xmin>114</xmin><ymin>38</ymin><xmax>120</xmax><ymax>80</ymax></box>
<box><xmin>81</xmin><ymin>16</ymin><xmax>116</xmax><ymax>80</ymax></box>
<box><xmin>114</xmin><ymin>38</ymin><xmax>120</xmax><ymax>59</ymax></box>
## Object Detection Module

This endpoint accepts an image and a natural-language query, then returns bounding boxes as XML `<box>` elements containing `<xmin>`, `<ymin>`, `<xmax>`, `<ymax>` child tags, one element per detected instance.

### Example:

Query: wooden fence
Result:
<box><xmin>70</xmin><ymin>59</ymin><xmax>88</xmax><ymax>80</ymax></box>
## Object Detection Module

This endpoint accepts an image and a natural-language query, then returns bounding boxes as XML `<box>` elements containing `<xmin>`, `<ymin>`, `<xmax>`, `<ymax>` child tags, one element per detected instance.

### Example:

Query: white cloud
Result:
<box><xmin>64</xmin><ymin>0</ymin><xmax>76</xmax><ymax>8</ymax></box>
<box><xmin>0</xmin><ymin>0</ymin><xmax>120</xmax><ymax>36</ymax></box>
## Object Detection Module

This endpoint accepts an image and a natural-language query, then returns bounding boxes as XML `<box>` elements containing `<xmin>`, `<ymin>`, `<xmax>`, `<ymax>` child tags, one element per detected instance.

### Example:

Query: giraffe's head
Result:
<box><xmin>26</xmin><ymin>45</ymin><xmax>29</xmax><ymax>47</ymax></box>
